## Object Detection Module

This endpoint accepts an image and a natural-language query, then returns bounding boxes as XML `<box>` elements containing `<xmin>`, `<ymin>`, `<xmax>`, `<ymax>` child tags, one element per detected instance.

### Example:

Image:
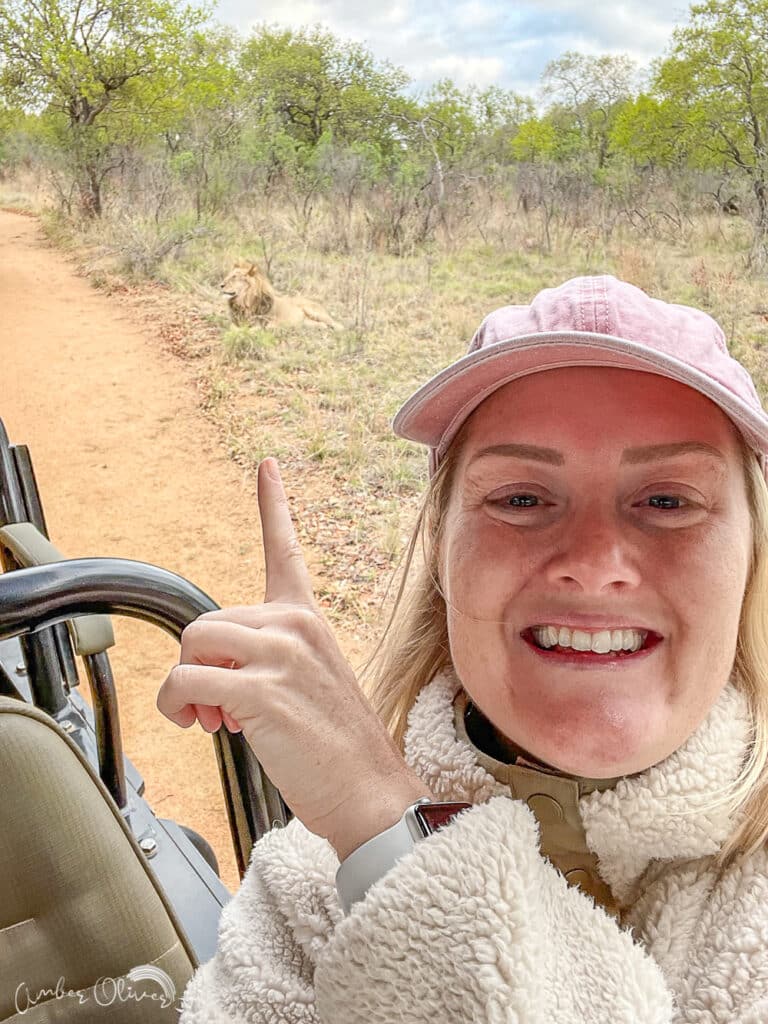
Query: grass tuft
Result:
<box><xmin>221</xmin><ymin>325</ymin><xmax>278</xmax><ymax>362</ymax></box>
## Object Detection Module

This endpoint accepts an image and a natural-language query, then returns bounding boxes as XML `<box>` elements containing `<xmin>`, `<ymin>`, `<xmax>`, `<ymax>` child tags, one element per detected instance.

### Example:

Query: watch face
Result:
<box><xmin>414</xmin><ymin>802</ymin><xmax>472</xmax><ymax>835</ymax></box>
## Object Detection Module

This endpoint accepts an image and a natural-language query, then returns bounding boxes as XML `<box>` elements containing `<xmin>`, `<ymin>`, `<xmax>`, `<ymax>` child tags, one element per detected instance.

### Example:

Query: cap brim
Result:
<box><xmin>391</xmin><ymin>331</ymin><xmax>768</xmax><ymax>475</ymax></box>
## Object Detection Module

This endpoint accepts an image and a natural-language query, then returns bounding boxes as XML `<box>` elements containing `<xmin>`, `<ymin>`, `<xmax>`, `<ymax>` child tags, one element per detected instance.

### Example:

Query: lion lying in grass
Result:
<box><xmin>220</xmin><ymin>261</ymin><xmax>342</xmax><ymax>330</ymax></box>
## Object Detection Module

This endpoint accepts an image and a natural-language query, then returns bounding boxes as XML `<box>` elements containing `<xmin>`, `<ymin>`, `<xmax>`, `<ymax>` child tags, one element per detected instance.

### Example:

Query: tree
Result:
<box><xmin>541</xmin><ymin>51</ymin><xmax>638</xmax><ymax>167</ymax></box>
<box><xmin>468</xmin><ymin>85</ymin><xmax>535</xmax><ymax>165</ymax></box>
<box><xmin>239</xmin><ymin>25</ymin><xmax>409</xmax><ymax>156</ymax></box>
<box><xmin>0</xmin><ymin>0</ymin><xmax>210</xmax><ymax>216</ymax></box>
<box><xmin>608</xmin><ymin>93</ymin><xmax>697</xmax><ymax>169</ymax></box>
<box><xmin>415</xmin><ymin>80</ymin><xmax>533</xmax><ymax>166</ymax></box>
<box><xmin>510</xmin><ymin>117</ymin><xmax>560</xmax><ymax>163</ymax></box>
<box><xmin>646</xmin><ymin>0</ymin><xmax>768</xmax><ymax>260</ymax></box>
<box><xmin>157</xmin><ymin>26</ymin><xmax>242</xmax><ymax>219</ymax></box>
<box><xmin>418</xmin><ymin>79</ymin><xmax>479</xmax><ymax>161</ymax></box>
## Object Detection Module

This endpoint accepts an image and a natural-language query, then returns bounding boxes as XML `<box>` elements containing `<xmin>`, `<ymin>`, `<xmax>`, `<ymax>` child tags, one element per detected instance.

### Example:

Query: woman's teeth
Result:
<box><xmin>530</xmin><ymin>626</ymin><xmax>647</xmax><ymax>654</ymax></box>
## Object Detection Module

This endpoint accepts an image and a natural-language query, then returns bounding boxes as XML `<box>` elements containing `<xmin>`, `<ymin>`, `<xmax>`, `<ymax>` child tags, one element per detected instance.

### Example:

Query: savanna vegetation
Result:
<box><xmin>2</xmin><ymin>0</ymin><xmax>768</xmax><ymax>639</ymax></box>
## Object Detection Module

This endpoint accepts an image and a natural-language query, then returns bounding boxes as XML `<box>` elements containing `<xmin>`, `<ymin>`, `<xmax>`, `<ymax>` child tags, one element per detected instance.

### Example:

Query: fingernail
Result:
<box><xmin>263</xmin><ymin>457</ymin><xmax>279</xmax><ymax>481</ymax></box>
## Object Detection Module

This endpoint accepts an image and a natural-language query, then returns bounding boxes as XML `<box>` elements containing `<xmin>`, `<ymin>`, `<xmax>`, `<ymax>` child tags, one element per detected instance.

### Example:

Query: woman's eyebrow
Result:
<box><xmin>469</xmin><ymin>441</ymin><xmax>727</xmax><ymax>466</ymax></box>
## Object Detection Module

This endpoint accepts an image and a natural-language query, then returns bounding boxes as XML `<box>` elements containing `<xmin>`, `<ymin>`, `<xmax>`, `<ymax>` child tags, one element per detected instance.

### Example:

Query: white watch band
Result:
<box><xmin>335</xmin><ymin>798</ymin><xmax>431</xmax><ymax>914</ymax></box>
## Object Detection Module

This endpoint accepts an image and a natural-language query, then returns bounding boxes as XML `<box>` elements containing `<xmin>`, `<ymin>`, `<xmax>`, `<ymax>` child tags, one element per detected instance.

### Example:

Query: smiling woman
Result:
<box><xmin>433</xmin><ymin>366</ymin><xmax>753</xmax><ymax>779</ymax></box>
<box><xmin>174</xmin><ymin>275</ymin><xmax>768</xmax><ymax>1024</ymax></box>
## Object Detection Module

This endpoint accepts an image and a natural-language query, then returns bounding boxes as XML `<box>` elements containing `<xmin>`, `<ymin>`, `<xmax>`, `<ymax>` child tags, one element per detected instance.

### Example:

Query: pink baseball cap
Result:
<box><xmin>392</xmin><ymin>274</ymin><xmax>768</xmax><ymax>480</ymax></box>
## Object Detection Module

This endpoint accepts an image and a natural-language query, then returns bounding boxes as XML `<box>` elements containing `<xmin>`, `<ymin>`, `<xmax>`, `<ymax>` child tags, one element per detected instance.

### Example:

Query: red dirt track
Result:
<box><xmin>0</xmin><ymin>209</ymin><xmax>281</xmax><ymax>893</ymax></box>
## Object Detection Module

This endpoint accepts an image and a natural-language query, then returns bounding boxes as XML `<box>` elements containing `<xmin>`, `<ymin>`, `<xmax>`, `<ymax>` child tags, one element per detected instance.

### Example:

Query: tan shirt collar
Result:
<box><xmin>453</xmin><ymin>688</ymin><xmax>622</xmax><ymax>914</ymax></box>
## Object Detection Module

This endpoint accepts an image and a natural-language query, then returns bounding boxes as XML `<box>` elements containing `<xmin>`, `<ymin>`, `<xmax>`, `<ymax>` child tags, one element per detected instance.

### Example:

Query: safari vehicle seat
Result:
<box><xmin>0</xmin><ymin>694</ymin><xmax>198</xmax><ymax>1022</ymax></box>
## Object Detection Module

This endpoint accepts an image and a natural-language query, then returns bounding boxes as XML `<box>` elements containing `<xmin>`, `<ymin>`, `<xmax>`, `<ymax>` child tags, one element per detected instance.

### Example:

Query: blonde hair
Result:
<box><xmin>359</xmin><ymin>429</ymin><xmax>768</xmax><ymax>867</ymax></box>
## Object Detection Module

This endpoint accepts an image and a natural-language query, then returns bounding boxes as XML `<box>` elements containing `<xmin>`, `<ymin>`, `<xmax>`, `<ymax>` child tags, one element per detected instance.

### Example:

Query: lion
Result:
<box><xmin>220</xmin><ymin>261</ymin><xmax>342</xmax><ymax>330</ymax></box>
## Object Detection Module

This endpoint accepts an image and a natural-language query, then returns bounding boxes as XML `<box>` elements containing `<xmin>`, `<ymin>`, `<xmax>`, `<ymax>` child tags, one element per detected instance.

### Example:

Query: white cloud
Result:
<box><xmin>213</xmin><ymin>0</ymin><xmax>687</xmax><ymax>94</ymax></box>
<box><xmin>426</xmin><ymin>54</ymin><xmax>505</xmax><ymax>88</ymax></box>
<box><xmin>381</xmin><ymin>3</ymin><xmax>411</xmax><ymax>26</ymax></box>
<box><xmin>455</xmin><ymin>0</ymin><xmax>499</xmax><ymax>29</ymax></box>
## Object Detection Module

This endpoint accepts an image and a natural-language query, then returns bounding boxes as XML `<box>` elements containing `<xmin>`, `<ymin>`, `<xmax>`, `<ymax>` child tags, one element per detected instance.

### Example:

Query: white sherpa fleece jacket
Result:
<box><xmin>179</xmin><ymin>669</ymin><xmax>768</xmax><ymax>1023</ymax></box>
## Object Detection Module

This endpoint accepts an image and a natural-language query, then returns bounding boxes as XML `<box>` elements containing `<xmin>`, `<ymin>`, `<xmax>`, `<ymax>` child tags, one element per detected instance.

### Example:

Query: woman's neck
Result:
<box><xmin>463</xmin><ymin>698</ymin><xmax>555</xmax><ymax>768</ymax></box>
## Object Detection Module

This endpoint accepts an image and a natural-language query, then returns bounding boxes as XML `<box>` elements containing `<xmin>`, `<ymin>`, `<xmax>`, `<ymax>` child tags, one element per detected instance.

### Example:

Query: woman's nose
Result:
<box><xmin>542</xmin><ymin>502</ymin><xmax>642</xmax><ymax>593</ymax></box>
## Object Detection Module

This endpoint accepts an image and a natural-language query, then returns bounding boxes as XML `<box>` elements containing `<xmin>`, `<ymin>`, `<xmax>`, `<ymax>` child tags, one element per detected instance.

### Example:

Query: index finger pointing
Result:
<box><xmin>258</xmin><ymin>457</ymin><xmax>315</xmax><ymax>605</ymax></box>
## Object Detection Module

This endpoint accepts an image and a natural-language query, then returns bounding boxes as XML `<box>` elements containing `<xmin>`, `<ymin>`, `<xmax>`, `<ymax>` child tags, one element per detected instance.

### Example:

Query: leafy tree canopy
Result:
<box><xmin>650</xmin><ymin>0</ymin><xmax>768</xmax><ymax>175</ymax></box>
<box><xmin>0</xmin><ymin>0</ymin><xmax>211</xmax><ymax>129</ymax></box>
<box><xmin>239</xmin><ymin>24</ymin><xmax>410</xmax><ymax>154</ymax></box>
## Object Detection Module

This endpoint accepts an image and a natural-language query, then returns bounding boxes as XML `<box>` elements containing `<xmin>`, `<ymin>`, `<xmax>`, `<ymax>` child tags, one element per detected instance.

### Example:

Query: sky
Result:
<box><xmin>211</xmin><ymin>0</ymin><xmax>693</xmax><ymax>99</ymax></box>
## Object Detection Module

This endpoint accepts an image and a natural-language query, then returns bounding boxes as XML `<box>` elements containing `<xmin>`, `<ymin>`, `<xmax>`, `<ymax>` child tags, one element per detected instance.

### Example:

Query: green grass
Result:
<box><xmin>221</xmin><ymin>325</ymin><xmax>278</xmax><ymax>362</ymax></box>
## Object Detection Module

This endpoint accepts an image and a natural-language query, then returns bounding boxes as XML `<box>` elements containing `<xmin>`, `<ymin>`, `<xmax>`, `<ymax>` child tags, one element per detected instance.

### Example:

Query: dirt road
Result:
<box><xmin>0</xmin><ymin>210</ymin><xmax>291</xmax><ymax>893</ymax></box>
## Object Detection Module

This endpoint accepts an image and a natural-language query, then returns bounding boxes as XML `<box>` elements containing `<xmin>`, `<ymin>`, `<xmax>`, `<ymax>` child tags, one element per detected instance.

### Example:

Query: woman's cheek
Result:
<box><xmin>671</xmin><ymin>520</ymin><xmax>748</xmax><ymax>619</ymax></box>
<box><xmin>443</xmin><ymin>519</ymin><xmax>485</xmax><ymax>612</ymax></box>
<box><xmin>444</xmin><ymin>514</ymin><xmax>529</xmax><ymax>616</ymax></box>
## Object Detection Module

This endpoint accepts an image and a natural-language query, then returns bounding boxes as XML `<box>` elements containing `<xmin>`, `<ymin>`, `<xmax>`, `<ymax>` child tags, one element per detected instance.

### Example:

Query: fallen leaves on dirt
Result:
<box><xmin>292</xmin><ymin>487</ymin><xmax>412</xmax><ymax>621</ymax></box>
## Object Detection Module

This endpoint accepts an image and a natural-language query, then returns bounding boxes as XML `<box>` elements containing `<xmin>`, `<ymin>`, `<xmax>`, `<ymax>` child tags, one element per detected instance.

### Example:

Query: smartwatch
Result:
<box><xmin>335</xmin><ymin>798</ymin><xmax>473</xmax><ymax>914</ymax></box>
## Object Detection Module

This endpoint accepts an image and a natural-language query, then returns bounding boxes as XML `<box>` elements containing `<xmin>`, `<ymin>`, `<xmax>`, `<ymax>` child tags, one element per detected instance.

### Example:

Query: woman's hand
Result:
<box><xmin>156</xmin><ymin>457</ymin><xmax>431</xmax><ymax>860</ymax></box>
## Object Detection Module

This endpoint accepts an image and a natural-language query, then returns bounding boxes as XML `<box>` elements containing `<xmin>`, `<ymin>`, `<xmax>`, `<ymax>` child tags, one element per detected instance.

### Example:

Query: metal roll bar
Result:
<box><xmin>0</xmin><ymin>557</ymin><xmax>292</xmax><ymax>878</ymax></box>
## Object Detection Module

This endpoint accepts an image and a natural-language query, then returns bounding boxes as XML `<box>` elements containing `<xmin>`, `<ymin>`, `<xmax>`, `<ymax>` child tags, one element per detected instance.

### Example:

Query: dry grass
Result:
<box><xmin>11</xmin><ymin>175</ymin><xmax>768</xmax><ymax>645</ymax></box>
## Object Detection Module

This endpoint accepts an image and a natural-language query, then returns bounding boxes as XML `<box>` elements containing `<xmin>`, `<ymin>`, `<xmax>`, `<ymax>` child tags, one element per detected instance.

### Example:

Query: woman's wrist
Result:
<box><xmin>328</xmin><ymin>779</ymin><xmax>435</xmax><ymax>862</ymax></box>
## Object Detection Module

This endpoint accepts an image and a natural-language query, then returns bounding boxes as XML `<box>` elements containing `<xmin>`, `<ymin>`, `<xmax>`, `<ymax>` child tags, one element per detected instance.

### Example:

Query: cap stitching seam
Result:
<box><xmin>599</xmin><ymin>277</ymin><xmax>610</xmax><ymax>335</ymax></box>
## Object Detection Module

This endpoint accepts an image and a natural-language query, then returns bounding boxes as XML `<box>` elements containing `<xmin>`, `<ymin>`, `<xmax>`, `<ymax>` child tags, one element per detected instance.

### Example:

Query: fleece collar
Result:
<box><xmin>403</xmin><ymin>666</ymin><xmax>753</xmax><ymax>904</ymax></box>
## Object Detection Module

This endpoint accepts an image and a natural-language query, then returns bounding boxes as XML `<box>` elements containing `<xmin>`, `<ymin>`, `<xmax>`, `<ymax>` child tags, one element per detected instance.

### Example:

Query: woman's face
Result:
<box><xmin>440</xmin><ymin>366</ymin><xmax>753</xmax><ymax>777</ymax></box>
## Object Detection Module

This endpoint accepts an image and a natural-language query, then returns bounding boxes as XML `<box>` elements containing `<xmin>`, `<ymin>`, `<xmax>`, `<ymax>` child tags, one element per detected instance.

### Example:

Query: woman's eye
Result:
<box><xmin>642</xmin><ymin>494</ymin><xmax>689</xmax><ymax>511</ymax></box>
<box><xmin>495</xmin><ymin>493</ymin><xmax>543</xmax><ymax>509</ymax></box>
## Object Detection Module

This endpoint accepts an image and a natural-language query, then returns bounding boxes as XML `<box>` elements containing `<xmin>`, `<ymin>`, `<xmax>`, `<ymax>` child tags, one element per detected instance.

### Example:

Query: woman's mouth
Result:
<box><xmin>520</xmin><ymin>627</ymin><xmax>663</xmax><ymax>667</ymax></box>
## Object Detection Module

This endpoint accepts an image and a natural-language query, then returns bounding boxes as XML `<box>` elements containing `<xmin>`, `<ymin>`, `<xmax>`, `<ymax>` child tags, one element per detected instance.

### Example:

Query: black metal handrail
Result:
<box><xmin>0</xmin><ymin>557</ymin><xmax>291</xmax><ymax>878</ymax></box>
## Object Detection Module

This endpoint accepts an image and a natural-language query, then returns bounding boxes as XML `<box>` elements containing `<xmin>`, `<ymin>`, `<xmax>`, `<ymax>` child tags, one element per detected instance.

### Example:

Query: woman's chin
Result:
<box><xmin>469</xmin><ymin>671</ymin><xmax>677</xmax><ymax>778</ymax></box>
<box><xmin>506</xmin><ymin>703</ymin><xmax>664</xmax><ymax>779</ymax></box>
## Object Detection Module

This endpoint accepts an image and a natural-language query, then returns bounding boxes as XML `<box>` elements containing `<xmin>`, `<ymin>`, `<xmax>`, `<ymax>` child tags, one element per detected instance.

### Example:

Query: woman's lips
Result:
<box><xmin>521</xmin><ymin>628</ymin><xmax>663</xmax><ymax>667</ymax></box>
